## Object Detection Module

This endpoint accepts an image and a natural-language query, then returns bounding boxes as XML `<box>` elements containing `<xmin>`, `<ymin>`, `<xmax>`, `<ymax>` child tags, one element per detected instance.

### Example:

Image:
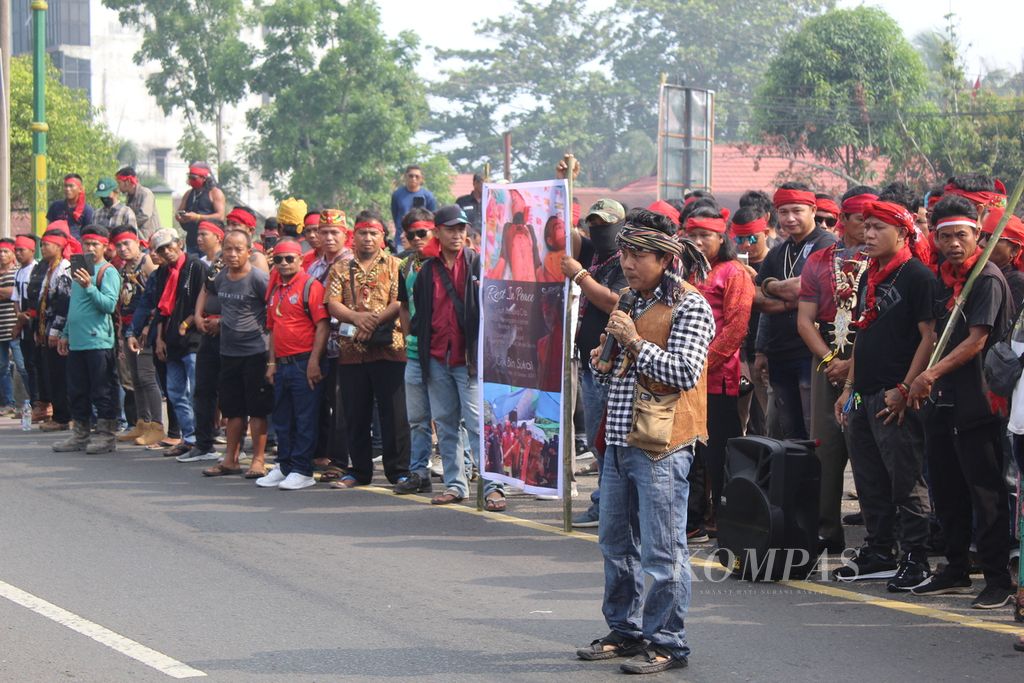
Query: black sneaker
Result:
<box><xmin>911</xmin><ymin>570</ymin><xmax>973</xmax><ymax>596</ymax></box>
<box><xmin>886</xmin><ymin>552</ymin><xmax>931</xmax><ymax>592</ymax></box>
<box><xmin>832</xmin><ymin>548</ymin><xmax>897</xmax><ymax>582</ymax></box>
<box><xmin>971</xmin><ymin>583</ymin><xmax>1014</xmax><ymax>609</ymax></box>
<box><xmin>686</xmin><ymin>527</ymin><xmax>710</xmax><ymax>544</ymax></box>
<box><xmin>842</xmin><ymin>512</ymin><xmax>863</xmax><ymax>526</ymax></box>
<box><xmin>394</xmin><ymin>473</ymin><xmax>428</xmax><ymax>495</ymax></box>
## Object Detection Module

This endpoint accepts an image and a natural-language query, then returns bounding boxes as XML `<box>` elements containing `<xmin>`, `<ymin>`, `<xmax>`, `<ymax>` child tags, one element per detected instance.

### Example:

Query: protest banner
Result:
<box><xmin>479</xmin><ymin>180</ymin><xmax>573</xmax><ymax>496</ymax></box>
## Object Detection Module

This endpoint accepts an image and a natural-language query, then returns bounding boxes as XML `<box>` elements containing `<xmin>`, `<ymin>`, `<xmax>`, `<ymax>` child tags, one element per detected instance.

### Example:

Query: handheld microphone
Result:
<box><xmin>599</xmin><ymin>290</ymin><xmax>637</xmax><ymax>363</ymax></box>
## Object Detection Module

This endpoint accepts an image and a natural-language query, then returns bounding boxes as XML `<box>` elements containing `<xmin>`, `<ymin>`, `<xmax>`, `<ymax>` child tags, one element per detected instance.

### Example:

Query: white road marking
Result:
<box><xmin>0</xmin><ymin>578</ymin><xmax>206</xmax><ymax>679</ymax></box>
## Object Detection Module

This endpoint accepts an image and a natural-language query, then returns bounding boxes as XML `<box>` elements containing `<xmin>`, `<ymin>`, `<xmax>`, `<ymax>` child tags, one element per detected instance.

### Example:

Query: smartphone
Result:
<box><xmin>69</xmin><ymin>253</ymin><xmax>95</xmax><ymax>276</ymax></box>
<box><xmin>338</xmin><ymin>323</ymin><xmax>357</xmax><ymax>338</ymax></box>
<box><xmin>412</xmin><ymin>196</ymin><xmax>425</xmax><ymax>208</ymax></box>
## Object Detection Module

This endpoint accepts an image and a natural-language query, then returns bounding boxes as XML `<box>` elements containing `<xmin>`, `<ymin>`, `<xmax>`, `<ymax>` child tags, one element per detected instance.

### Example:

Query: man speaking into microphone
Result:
<box><xmin>575</xmin><ymin>208</ymin><xmax>715</xmax><ymax>675</ymax></box>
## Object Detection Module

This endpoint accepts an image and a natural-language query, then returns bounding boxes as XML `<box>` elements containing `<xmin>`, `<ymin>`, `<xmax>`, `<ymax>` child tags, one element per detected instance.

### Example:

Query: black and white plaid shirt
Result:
<box><xmin>593</xmin><ymin>286</ymin><xmax>716</xmax><ymax>449</ymax></box>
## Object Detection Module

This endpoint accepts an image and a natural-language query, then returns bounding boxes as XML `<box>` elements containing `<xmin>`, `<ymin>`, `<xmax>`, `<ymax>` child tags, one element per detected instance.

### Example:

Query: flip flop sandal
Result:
<box><xmin>318</xmin><ymin>467</ymin><xmax>345</xmax><ymax>482</ymax></box>
<box><xmin>202</xmin><ymin>464</ymin><xmax>244</xmax><ymax>477</ymax></box>
<box><xmin>431</xmin><ymin>491</ymin><xmax>465</xmax><ymax>505</ymax></box>
<box><xmin>329</xmin><ymin>475</ymin><xmax>360</xmax><ymax>489</ymax></box>
<box><xmin>484</xmin><ymin>495</ymin><xmax>507</xmax><ymax>512</ymax></box>
<box><xmin>244</xmin><ymin>469</ymin><xmax>267</xmax><ymax>479</ymax></box>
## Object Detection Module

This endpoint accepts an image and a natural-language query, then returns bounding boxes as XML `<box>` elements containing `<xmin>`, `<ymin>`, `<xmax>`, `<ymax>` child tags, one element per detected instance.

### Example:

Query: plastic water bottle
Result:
<box><xmin>20</xmin><ymin>400</ymin><xmax>32</xmax><ymax>431</ymax></box>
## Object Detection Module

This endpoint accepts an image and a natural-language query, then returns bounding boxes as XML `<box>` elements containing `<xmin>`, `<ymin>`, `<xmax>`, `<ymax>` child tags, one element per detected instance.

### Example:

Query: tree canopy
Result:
<box><xmin>9</xmin><ymin>56</ymin><xmax>119</xmax><ymax>208</ymax></box>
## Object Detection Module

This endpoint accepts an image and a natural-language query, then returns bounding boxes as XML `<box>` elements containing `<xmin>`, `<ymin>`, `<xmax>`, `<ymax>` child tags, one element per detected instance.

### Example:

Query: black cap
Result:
<box><xmin>434</xmin><ymin>204</ymin><xmax>470</xmax><ymax>227</ymax></box>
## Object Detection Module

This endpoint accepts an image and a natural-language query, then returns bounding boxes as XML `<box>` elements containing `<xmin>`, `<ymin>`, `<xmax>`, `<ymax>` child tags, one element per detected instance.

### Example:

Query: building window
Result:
<box><xmin>50</xmin><ymin>52</ymin><xmax>92</xmax><ymax>100</ymax></box>
<box><xmin>12</xmin><ymin>0</ymin><xmax>91</xmax><ymax>55</ymax></box>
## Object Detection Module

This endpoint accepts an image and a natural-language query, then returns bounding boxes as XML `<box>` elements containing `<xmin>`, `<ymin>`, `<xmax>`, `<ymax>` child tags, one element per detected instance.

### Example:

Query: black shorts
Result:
<box><xmin>218</xmin><ymin>352</ymin><xmax>273</xmax><ymax>418</ymax></box>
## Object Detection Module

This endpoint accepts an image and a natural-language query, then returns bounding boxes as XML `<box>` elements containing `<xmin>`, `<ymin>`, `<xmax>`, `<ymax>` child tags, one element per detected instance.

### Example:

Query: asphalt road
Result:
<box><xmin>1</xmin><ymin>421</ymin><xmax>1022</xmax><ymax>682</ymax></box>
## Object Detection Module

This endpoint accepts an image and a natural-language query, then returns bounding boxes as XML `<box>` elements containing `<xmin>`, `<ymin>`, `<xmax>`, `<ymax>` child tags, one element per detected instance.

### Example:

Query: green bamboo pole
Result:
<box><xmin>30</xmin><ymin>1</ymin><xmax>48</xmax><ymax>240</ymax></box>
<box><xmin>928</xmin><ymin>169</ymin><xmax>1024</xmax><ymax>367</ymax></box>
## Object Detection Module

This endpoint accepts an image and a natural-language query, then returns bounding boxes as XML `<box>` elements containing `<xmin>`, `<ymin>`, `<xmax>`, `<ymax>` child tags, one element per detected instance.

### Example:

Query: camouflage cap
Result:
<box><xmin>586</xmin><ymin>198</ymin><xmax>625</xmax><ymax>225</ymax></box>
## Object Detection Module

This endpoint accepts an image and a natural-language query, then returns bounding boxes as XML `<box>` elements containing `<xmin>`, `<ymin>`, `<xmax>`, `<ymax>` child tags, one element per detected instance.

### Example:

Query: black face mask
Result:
<box><xmin>590</xmin><ymin>223</ymin><xmax>622</xmax><ymax>256</ymax></box>
<box><xmin>100</xmin><ymin>196</ymin><xmax>114</xmax><ymax>209</ymax></box>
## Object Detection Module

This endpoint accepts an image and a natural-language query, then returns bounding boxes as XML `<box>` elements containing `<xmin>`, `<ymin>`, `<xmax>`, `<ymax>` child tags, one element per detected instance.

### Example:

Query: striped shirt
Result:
<box><xmin>0</xmin><ymin>270</ymin><xmax>15</xmax><ymax>341</ymax></box>
<box><xmin>593</xmin><ymin>286</ymin><xmax>716</xmax><ymax>449</ymax></box>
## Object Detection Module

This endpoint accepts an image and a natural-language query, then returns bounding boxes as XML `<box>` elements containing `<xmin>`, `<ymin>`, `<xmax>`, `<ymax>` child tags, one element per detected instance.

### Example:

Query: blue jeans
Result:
<box><xmin>405</xmin><ymin>360</ymin><xmax>433</xmax><ymax>479</ymax></box>
<box><xmin>0</xmin><ymin>340</ymin><xmax>29</xmax><ymax>407</ymax></box>
<box><xmin>767</xmin><ymin>355</ymin><xmax>811</xmax><ymax>440</ymax></box>
<box><xmin>580</xmin><ymin>365</ymin><xmax>609</xmax><ymax>508</ymax></box>
<box><xmin>599</xmin><ymin>445</ymin><xmax>693</xmax><ymax>661</ymax></box>
<box><xmin>165</xmin><ymin>353</ymin><xmax>196</xmax><ymax>444</ymax></box>
<box><xmin>273</xmin><ymin>358</ymin><xmax>326</xmax><ymax>477</ymax></box>
<box><xmin>425</xmin><ymin>358</ymin><xmax>502</xmax><ymax>498</ymax></box>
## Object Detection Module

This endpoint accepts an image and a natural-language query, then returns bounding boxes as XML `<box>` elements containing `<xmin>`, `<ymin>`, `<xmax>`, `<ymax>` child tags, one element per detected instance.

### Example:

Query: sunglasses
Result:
<box><xmin>815</xmin><ymin>215</ymin><xmax>839</xmax><ymax>228</ymax></box>
<box><xmin>405</xmin><ymin>229</ymin><xmax>430</xmax><ymax>240</ymax></box>
<box><xmin>273</xmin><ymin>255</ymin><xmax>298</xmax><ymax>264</ymax></box>
<box><xmin>733</xmin><ymin>235</ymin><xmax>759</xmax><ymax>246</ymax></box>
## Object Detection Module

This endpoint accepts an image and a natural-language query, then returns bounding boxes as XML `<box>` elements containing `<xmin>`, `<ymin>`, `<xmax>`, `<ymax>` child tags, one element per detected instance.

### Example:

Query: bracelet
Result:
<box><xmin>628</xmin><ymin>338</ymin><xmax>645</xmax><ymax>354</ymax></box>
<box><xmin>843</xmin><ymin>379</ymin><xmax>854</xmax><ymax>388</ymax></box>
<box><xmin>267</xmin><ymin>362</ymin><xmax>277</xmax><ymax>367</ymax></box>
<box><xmin>760</xmin><ymin>277</ymin><xmax>779</xmax><ymax>298</ymax></box>
<box><xmin>572</xmin><ymin>269</ymin><xmax>591</xmax><ymax>284</ymax></box>
<box><xmin>895</xmin><ymin>382</ymin><xmax>910</xmax><ymax>400</ymax></box>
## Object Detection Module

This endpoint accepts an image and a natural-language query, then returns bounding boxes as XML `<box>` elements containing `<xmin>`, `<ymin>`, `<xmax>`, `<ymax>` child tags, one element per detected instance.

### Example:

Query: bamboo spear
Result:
<box><xmin>929</xmin><ymin>169</ymin><xmax>1024</xmax><ymax>368</ymax></box>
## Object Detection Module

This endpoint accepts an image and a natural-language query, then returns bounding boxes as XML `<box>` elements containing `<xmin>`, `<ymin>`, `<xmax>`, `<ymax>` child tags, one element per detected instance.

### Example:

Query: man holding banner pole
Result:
<box><xmin>576</xmin><ymin>208</ymin><xmax>714</xmax><ymax>674</ymax></box>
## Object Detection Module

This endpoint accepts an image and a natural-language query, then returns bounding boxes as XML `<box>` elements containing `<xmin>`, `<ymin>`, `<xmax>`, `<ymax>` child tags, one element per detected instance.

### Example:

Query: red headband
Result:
<box><xmin>272</xmin><ymin>240</ymin><xmax>302</xmax><ymax>256</ymax></box>
<box><xmin>943</xmin><ymin>183</ymin><xmax>1006</xmax><ymax>209</ymax></box>
<box><xmin>116</xmin><ymin>173</ymin><xmax>138</xmax><ymax>187</ymax></box>
<box><xmin>198</xmin><ymin>221</ymin><xmax>225</xmax><ymax>239</ymax></box>
<box><xmin>0</xmin><ymin>241</ymin><xmax>14</xmax><ymax>252</ymax></box>
<box><xmin>406</xmin><ymin>221</ymin><xmax>434</xmax><ymax>231</ymax></box>
<box><xmin>226</xmin><ymin>208</ymin><xmax>256</xmax><ymax>228</ymax></box>
<box><xmin>111</xmin><ymin>229</ymin><xmax>138</xmax><ymax>244</ymax></box>
<box><xmin>14</xmin><ymin>235</ymin><xmax>36</xmax><ymax>251</ymax></box>
<box><xmin>935</xmin><ymin>215</ymin><xmax>978</xmax><ymax>233</ymax></box>
<box><xmin>730</xmin><ymin>217</ymin><xmax>769</xmax><ymax>237</ymax></box>
<box><xmin>927</xmin><ymin>194</ymin><xmax>942</xmax><ymax>208</ymax></box>
<box><xmin>188</xmin><ymin>165</ymin><xmax>211</xmax><ymax>178</ymax></box>
<box><xmin>648</xmin><ymin>200</ymin><xmax>681</xmax><ymax>225</ymax></box>
<box><xmin>354</xmin><ymin>221</ymin><xmax>384</xmax><ymax>233</ymax></box>
<box><xmin>841</xmin><ymin>193</ymin><xmax>878</xmax><ymax>214</ymax></box>
<box><xmin>47</xmin><ymin>220</ymin><xmax>71</xmax><ymax>236</ymax></box>
<box><xmin>816</xmin><ymin>198</ymin><xmax>840</xmax><ymax>216</ymax></box>
<box><xmin>303</xmin><ymin>214</ymin><xmax>320</xmax><ymax>227</ymax></box>
<box><xmin>773</xmin><ymin>189</ymin><xmax>816</xmax><ymax>208</ymax></box>
<box><xmin>81</xmin><ymin>234</ymin><xmax>109</xmax><ymax>246</ymax></box>
<box><xmin>685</xmin><ymin>216</ymin><xmax>727</xmax><ymax>234</ymax></box>
<box><xmin>41</xmin><ymin>233</ymin><xmax>68</xmax><ymax>248</ymax></box>
<box><xmin>862</xmin><ymin>201</ymin><xmax>916</xmax><ymax>234</ymax></box>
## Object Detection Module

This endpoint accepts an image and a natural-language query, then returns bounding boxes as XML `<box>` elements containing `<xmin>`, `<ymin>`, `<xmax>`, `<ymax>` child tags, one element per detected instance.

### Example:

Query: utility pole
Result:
<box><xmin>31</xmin><ymin>1</ymin><xmax>48</xmax><ymax>237</ymax></box>
<box><xmin>0</xmin><ymin>0</ymin><xmax>11</xmax><ymax>237</ymax></box>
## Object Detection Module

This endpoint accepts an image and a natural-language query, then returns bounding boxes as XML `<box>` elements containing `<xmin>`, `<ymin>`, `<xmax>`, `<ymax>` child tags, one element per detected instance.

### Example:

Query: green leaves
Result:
<box><xmin>9</xmin><ymin>56</ymin><xmax>119</xmax><ymax>208</ymax></box>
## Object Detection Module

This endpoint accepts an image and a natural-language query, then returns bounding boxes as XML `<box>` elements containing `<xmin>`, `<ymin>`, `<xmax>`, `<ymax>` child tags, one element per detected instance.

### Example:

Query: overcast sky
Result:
<box><xmin>378</xmin><ymin>0</ymin><xmax>1024</xmax><ymax>80</ymax></box>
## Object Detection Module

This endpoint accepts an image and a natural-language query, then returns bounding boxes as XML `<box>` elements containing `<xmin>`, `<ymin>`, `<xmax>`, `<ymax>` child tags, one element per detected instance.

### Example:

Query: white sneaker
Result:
<box><xmin>255</xmin><ymin>468</ymin><xmax>287</xmax><ymax>488</ymax></box>
<box><xmin>176</xmin><ymin>447</ymin><xmax>221</xmax><ymax>463</ymax></box>
<box><xmin>278</xmin><ymin>472</ymin><xmax>316</xmax><ymax>490</ymax></box>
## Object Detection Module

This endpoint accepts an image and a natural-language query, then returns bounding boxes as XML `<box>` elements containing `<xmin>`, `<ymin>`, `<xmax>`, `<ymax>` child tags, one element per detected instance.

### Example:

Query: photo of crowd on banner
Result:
<box><xmin>479</xmin><ymin>180</ymin><xmax>572</xmax><ymax>495</ymax></box>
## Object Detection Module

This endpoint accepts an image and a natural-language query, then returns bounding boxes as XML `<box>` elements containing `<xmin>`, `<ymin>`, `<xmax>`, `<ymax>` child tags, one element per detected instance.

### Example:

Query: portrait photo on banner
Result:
<box><xmin>479</xmin><ymin>179</ymin><xmax>573</xmax><ymax>496</ymax></box>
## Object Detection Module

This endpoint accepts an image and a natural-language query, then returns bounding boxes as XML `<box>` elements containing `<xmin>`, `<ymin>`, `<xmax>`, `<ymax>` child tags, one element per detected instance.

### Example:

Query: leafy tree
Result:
<box><xmin>245</xmin><ymin>0</ymin><xmax>449</xmax><ymax>210</ymax></box>
<box><xmin>753</xmin><ymin>7</ymin><xmax>928</xmax><ymax>183</ymax></box>
<box><xmin>430</xmin><ymin>0</ymin><xmax>625</xmax><ymax>186</ymax></box>
<box><xmin>611</xmin><ymin>0</ymin><xmax>834</xmax><ymax>142</ymax></box>
<box><xmin>9</xmin><ymin>56</ymin><xmax>119</xmax><ymax>208</ymax></box>
<box><xmin>101</xmin><ymin>0</ymin><xmax>253</xmax><ymax>164</ymax></box>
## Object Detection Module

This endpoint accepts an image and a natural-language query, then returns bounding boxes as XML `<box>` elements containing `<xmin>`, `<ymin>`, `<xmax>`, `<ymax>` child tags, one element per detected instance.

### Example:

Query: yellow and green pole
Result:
<box><xmin>31</xmin><ymin>0</ymin><xmax>49</xmax><ymax>238</ymax></box>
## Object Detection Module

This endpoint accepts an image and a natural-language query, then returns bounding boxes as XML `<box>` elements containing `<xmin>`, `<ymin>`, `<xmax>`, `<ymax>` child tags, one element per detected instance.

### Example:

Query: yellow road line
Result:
<box><xmin>358</xmin><ymin>484</ymin><xmax>1024</xmax><ymax>638</ymax></box>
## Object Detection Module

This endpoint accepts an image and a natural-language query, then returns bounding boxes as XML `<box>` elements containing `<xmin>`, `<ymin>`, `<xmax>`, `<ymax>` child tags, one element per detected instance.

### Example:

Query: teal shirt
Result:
<box><xmin>401</xmin><ymin>255</ymin><xmax>425</xmax><ymax>360</ymax></box>
<box><xmin>62</xmin><ymin>260</ymin><xmax>122</xmax><ymax>351</ymax></box>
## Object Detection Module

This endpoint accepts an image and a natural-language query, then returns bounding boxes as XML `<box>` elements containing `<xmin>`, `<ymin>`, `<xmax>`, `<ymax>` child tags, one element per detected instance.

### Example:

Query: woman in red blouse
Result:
<box><xmin>684</xmin><ymin>203</ymin><xmax>755</xmax><ymax>538</ymax></box>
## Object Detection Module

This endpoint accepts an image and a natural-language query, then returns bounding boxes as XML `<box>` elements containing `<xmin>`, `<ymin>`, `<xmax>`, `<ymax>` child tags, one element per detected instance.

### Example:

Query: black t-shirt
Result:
<box><xmin>755</xmin><ymin>227</ymin><xmax>837</xmax><ymax>360</ymax></box>
<box><xmin>456</xmin><ymin>194</ymin><xmax>481</xmax><ymax>231</ymax></box>
<box><xmin>853</xmin><ymin>258</ymin><xmax>935</xmax><ymax>395</ymax></box>
<box><xmin>575</xmin><ymin>237</ymin><xmax>628</xmax><ymax>356</ymax></box>
<box><xmin>1000</xmin><ymin>265</ymin><xmax>1024</xmax><ymax>315</ymax></box>
<box><xmin>932</xmin><ymin>261</ymin><xmax>1011</xmax><ymax>429</ymax></box>
<box><xmin>744</xmin><ymin>258</ymin><xmax>765</xmax><ymax>358</ymax></box>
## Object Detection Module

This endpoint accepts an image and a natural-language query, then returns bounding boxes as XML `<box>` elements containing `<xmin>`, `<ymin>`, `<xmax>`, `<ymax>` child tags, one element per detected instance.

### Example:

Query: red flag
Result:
<box><xmin>972</xmin><ymin>74</ymin><xmax>981</xmax><ymax>99</ymax></box>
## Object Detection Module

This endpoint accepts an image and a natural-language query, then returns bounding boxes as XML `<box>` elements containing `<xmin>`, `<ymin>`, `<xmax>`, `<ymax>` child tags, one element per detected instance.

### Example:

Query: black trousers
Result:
<box><xmin>19</xmin><ymin>335</ymin><xmax>39</xmax><ymax>403</ymax></box>
<box><xmin>41</xmin><ymin>345</ymin><xmax>69</xmax><ymax>424</ymax></box>
<box><xmin>67</xmin><ymin>348</ymin><xmax>119</xmax><ymax>422</ymax></box>
<box><xmin>340</xmin><ymin>360</ymin><xmax>410</xmax><ymax>484</ymax></box>
<box><xmin>193</xmin><ymin>336</ymin><xmax>221</xmax><ymax>452</ymax></box>
<box><xmin>924</xmin><ymin>407</ymin><xmax>1011</xmax><ymax>587</ymax></box>
<box><xmin>689</xmin><ymin>392</ymin><xmax>741</xmax><ymax>529</ymax></box>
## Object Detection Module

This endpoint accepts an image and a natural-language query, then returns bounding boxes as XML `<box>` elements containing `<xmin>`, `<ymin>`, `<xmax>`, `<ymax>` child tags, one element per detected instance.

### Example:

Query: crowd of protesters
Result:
<box><xmin>2</xmin><ymin>160</ymin><xmax>1022</xmax><ymax>628</ymax></box>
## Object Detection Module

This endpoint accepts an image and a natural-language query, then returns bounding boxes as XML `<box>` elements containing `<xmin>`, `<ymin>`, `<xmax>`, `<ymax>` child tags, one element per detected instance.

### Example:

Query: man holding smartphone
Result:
<box><xmin>390</xmin><ymin>165</ymin><xmax>437</xmax><ymax>244</ymax></box>
<box><xmin>53</xmin><ymin>225</ymin><xmax>122</xmax><ymax>454</ymax></box>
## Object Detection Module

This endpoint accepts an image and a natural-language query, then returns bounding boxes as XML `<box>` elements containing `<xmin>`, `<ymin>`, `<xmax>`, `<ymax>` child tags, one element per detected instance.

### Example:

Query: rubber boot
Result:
<box><xmin>118</xmin><ymin>419</ymin><xmax>146</xmax><ymax>442</ymax></box>
<box><xmin>136</xmin><ymin>421</ymin><xmax>167</xmax><ymax>446</ymax></box>
<box><xmin>86</xmin><ymin>419</ymin><xmax>118</xmax><ymax>454</ymax></box>
<box><xmin>52</xmin><ymin>421</ymin><xmax>91</xmax><ymax>452</ymax></box>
